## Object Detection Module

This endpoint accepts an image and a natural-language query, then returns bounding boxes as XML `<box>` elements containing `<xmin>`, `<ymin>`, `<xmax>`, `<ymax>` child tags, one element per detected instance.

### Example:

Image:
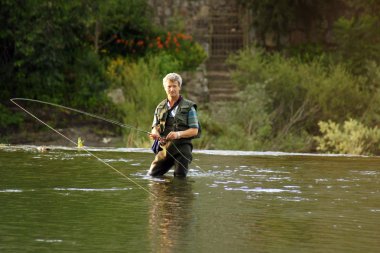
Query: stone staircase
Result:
<box><xmin>206</xmin><ymin>2</ymin><xmax>244</xmax><ymax>103</ymax></box>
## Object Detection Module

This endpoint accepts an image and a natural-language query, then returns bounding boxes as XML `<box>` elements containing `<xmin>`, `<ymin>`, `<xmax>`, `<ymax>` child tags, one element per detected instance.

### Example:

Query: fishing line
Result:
<box><xmin>171</xmin><ymin>143</ymin><xmax>206</xmax><ymax>174</ymax></box>
<box><xmin>11</xmin><ymin>98</ymin><xmax>206</xmax><ymax>192</ymax></box>
<box><xmin>11</xmin><ymin>98</ymin><xmax>206</xmax><ymax>173</ymax></box>
<box><xmin>10</xmin><ymin>98</ymin><xmax>157</xmax><ymax>198</ymax></box>
<box><xmin>11</xmin><ymin>98</ymin><xmax>150</xmax><ymax>135</ymax></box>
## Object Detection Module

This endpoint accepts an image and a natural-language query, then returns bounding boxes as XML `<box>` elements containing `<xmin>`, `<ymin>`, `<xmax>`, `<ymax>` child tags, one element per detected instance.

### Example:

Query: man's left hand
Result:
<box><xmin>166</xmin><ymin>131</ymin><xmax>180</xmax><ymax>140</ymax></box>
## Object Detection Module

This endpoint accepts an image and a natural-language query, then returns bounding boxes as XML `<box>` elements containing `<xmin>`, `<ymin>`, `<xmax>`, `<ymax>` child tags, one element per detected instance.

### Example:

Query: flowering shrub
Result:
<box><xmin>112</xmin><ymin>32</ymin><xmax>206</xmax><ymax>71</ymax></box>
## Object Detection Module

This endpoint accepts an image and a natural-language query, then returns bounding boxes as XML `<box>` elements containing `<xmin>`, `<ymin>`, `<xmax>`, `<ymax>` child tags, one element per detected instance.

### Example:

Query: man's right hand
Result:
<box><xmin>149</xmin><ymin>133</ymin><xmax>160</xmax><ymax>140</ymax></box>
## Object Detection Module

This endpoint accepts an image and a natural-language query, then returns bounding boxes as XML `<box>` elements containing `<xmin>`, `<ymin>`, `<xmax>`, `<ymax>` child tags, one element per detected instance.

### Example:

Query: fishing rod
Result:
<box><xmin>11</xmin><ymin>98</ymin><xmax>151</xmax><ymax>135</ymax></box>
<box><xmin>10</xmin><ymin>98</ymin><xmax>157</xmax><ymax>198</ymax></box>
<box><xmin>10</xmin><ymin>98</ymin><xmax>206</xmax><ymax>195</ymax></box>
<box><xmin>10</xmin><ymin>98</ymin><xmax>206</xmax><ymax>173</ymax></box>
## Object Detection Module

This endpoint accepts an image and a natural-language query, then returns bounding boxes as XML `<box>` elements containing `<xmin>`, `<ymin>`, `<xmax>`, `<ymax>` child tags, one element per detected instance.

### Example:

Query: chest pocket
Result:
<box><xmin>155</xmin><ymin>103</ymin><xmax>167</xmax><ymax>133</ymax></box>
<box><xmin>175</xmin><ymin>105</ymin><xmax>190</xmax><ymax>127</ymax></box>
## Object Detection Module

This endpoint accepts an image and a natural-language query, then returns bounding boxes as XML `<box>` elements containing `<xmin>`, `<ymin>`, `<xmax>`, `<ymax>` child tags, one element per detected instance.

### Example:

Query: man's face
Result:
<box><xmin>165</xmin><ymin>80</ymin><xmax>180</xmax><ymax>99</ymax></box>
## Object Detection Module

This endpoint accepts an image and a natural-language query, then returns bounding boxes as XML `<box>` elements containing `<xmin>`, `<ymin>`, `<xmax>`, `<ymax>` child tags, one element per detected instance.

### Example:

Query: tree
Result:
<box><xmin>0</xmin><ymin>0</ymin><xmax>159</xmax><ymax>134</ymax></box>
<box><xmin>237</xmin><ymin>0</ymin><xmax>339</xmax><ymax>48</ymax></box>
<box><xmin>83</xmin><ymin>0</ymin><xmax>154</xmax><ymax>54</ymax></box>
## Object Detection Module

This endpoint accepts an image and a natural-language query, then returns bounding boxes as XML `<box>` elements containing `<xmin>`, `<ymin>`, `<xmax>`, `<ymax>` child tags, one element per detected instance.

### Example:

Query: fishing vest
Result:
<box><xmin>155</xmin><ymin>98</ymin><xmax>201</xmax><ymax>141</ymax></box>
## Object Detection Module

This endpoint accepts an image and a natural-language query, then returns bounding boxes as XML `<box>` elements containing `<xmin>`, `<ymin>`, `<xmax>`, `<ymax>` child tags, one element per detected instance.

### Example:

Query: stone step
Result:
<box><xmin>207</xmin><ymin>62</ymin><xmax>229</xmax><ymax>70</ymax></box>
<box><xmin>208</xmin><ymin>80</ymin><xmax>235</xmax><ymax>86</ymax></box>
<box><xmin>208</xmin><ymin>82</ymin><xmax>236</xmax><ymax>88</ymax></box>
<box><xmin>210</xmin><ymin>47</ymin><xmax>243</xmax><ymax>55</ymax></box>
<box><xmin>208</xmin><ymin>88</ymin><xmax>237</xmax><ymax>94</ymax></box>
<box><xmin>207</xmin><ymin>70</ymin><xmax>230</xmax><ymax>77</ymax></box>
<box><xmin>208</xmin><ymin>78</ymin><xmax>234</xmax><ymax>85</ymax></box>
<box><xmin>208</xmin><ymin>81</ymin><xmax>234</xmax><ymax>86</ymax></box>
<box><xmin>211</xmin><ymin>37</ymin><xmax>242</xmax><ymax>44</ymax></box>
<box><xmin>211</xmin><ymin>15</ymin><xmax>239</xmax><ymax>19</ymax></box>
<box><xmin>207</xmin><ymin>55</ymin><xmax>228</xmax><ymax>62</ymax></box>
<box><xmin>211</xmin><ymin>34</ymin><xmax>244</xmax><ymax>42</ymax></box>
<box><xmin>207</xmin><ymin>57</ymin><xmax>228</xmax><ymax>62</ymax></box>
<box><xmin>211</xmin><ymin>26</ymin><xmax>242</xmax><ymax>33</ymax></box>
<box><xmin>207</xmin><ymin>56</ymin><xmax>229</xmax><ymax>63</ymax></box>
<box><xmin>207</xmin><ymin>65</ymin><xmax>229</xmax><ymax>71</ymax></box>
<box><xmin>209</xmin><ymin>92</ymin><xmax>239</xmax><ymax>102</ymax></box>
<box><xmin>207</xmin><ymin>71</ymin><xmax>236</xmax><ymax>81</ymax></box>
<box><xmin>207</xmin><ymin>72</ymin><xmax>231</xmax><ymax>81</ymax></box>
<box><xmin>210</xmin><ymin>18</ymin><xmax>240</xmax><ymax>24</ymax></box>
<box><xmin>208</xmin><ymin>78</ymin><xmax>235</xmax><ymax>86</ymax></box>
<box><xmin>208</xmin><ymin>88</ymin><xmax>239</xmax><ymax>95</ymax></box>
<box><xmin>210</xmin><ymin>24</ymin><xmax>241</xmax><ymax>32</ymax></box>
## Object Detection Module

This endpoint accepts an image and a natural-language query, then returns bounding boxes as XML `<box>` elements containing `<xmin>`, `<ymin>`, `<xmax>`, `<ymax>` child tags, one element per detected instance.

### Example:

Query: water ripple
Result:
<box><xmin>0</xmin><ymin>189</ymin><xmax>24</xmax><ymax>193</ymax></box>
<box><xmin>53</xmin><ymin>187</ymin><xmax>132</xmax><ymax>192</ymax></box>
<box><xmin>224</xmin><ymin>186</ymin><xmax>302</xmax><ymax>193</ymax></box>
<box><xmin>35</xmin><ymin>239</ymin><xmax>63</xmax><ymax>243</ymax></box>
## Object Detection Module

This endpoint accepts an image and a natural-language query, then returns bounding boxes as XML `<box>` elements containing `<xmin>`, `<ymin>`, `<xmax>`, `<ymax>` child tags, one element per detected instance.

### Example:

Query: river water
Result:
<box><xmin>0</xmin><ymin>145</ymin><xmax>379</xmax><ymax>253</ymax></box>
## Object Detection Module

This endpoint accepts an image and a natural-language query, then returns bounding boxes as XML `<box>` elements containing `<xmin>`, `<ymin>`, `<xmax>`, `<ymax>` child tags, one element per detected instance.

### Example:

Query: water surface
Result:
<box><xmin>1</xmin><ymin>146</ymin><xmax>379</xmax><ymax>252</ymax></box>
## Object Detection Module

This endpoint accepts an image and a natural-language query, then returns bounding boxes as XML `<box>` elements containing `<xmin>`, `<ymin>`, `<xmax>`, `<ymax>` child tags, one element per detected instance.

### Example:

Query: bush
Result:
<box><xmin>314</xmin><ymin>119</ymin><xmax>380</xmax><ymax>155</ymax></box>
<box><xmin>221</xmin><ymin>47</ymin><xmax>380</xmax><ymax>152</ymax></box>
<box><xmin>106</xmin><ymin>53</ymin><xmax>182</xmax><ymax>147</ymax></box>
<box><xmin>0</xmin><ymin>104</ymin><xmax>23</xmax><ymax>130</ymax></box>
<box><xmin>192</xmin><ymin>110</ymin><xmax>224</xmax><ymax>150</ymax></box>
<box><xmin>228</xmin><ymin>48</ymin><xmax>370</xmax><ymax>135</ymax></box>
<box><xmin>207</xmin><ymin>84</ymin><xmax>272</xmax><ymax>150</ymax></box>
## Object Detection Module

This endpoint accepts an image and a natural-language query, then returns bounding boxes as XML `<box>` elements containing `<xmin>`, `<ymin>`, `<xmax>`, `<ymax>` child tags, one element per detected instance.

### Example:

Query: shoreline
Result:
<box><xmin>2</xmin><ymin>126</ymin><xmax>124</xmax><ymax>148</ymax></box>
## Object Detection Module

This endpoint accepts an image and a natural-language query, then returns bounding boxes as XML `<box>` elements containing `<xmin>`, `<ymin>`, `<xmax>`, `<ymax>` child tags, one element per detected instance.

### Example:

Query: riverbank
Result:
<box><xmin>3</xmin><ymin>126</ymin><xmax>124</xmax><ymax>148</ymax></box>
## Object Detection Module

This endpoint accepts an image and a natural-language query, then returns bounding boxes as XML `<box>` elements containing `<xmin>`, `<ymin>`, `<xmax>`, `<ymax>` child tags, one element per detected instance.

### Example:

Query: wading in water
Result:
<box><xmin>148</xmin><ymin>73</ymin><xmax>200</xmax><ymax>177</ymax></box>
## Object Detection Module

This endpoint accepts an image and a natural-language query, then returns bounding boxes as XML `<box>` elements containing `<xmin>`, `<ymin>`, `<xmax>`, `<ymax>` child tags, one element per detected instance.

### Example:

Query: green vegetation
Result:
<box><xmin>2</xmin><ymin>0</ymin><xmax>380</xmax><ymax>155</ymax></box>
<box><xmin>203</xmin><ymin>49</ymin><xmax>373</xmax><ymax>152</ymax></box>
<box><xmin>207</xmin><ymin>43</ymin><xmax>380</xmax><ymax>153</ymax></box>
<box><xmin>315</xmin><ymin>119</ymin><xmax>380</xmax><ymax>155</ymax></box>
<box><xmin>1</xmin><ymin>0</ymin><xmax>152</xmax><ymax>132</ymax></box>
<box><xmin>201</xmin><ymin>0</ymin><xmax>380</xmax><ymax>154</ymax></box>
<box><xmin>0</xmin><ymin>0</ymin><xmax>206</xmax><ymax>142</ymax></box>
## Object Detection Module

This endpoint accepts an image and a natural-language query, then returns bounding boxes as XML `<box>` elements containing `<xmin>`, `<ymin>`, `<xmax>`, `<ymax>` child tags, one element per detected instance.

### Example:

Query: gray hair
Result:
<box><xmin>163</xmin><ymin>73</ymin><xmax>182</xmax><ymax>88</ymax></box>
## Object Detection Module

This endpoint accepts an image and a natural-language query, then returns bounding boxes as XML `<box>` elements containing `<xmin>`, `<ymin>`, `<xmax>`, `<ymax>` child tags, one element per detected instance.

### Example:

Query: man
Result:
<box><xmin>148</xmin><ymin>73</ymin><xmax>200</xmax><ymax>177</ymax></box>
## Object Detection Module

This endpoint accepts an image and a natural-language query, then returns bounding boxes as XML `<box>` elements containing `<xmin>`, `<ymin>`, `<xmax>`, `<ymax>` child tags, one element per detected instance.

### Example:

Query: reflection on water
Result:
<box><xmin>148</xmin><ymin>178</ymin><xmax>194</xmax><ymax>253</ymax></box>
<box><xmin>0</xmin><ymin>146</ymin><xmax>380</xmax><ymax>253</ymax></box>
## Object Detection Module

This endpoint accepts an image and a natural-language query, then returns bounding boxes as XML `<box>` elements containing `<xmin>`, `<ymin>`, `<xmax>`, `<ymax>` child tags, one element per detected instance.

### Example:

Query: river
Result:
<box><xmin>1</xmin><ymin>145</ymin><xmax>379</xmax><ymax>252</ymax></box>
